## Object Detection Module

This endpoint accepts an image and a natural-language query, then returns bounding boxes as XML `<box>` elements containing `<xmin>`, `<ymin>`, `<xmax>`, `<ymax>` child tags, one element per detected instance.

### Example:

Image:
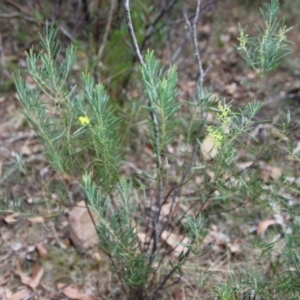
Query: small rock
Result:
<box><xmin>11</xmin><ymin>242</ymin><xmax>23</xmax><ymax>252</ymax></box>
<box><xmin>69</xmin><ymin>201</ymin><xmax>99</xmax><ymax>249</ymax></box>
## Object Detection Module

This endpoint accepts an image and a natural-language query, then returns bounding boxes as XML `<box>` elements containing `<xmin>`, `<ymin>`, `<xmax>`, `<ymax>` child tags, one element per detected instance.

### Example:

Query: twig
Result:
<box><xmin>81</xmin><ymin>0</ymin><xmax>90</xmax><ymax>22</ymax></box>
<box><xmin>172</xmin><ymin>138</ymin><xmax>283</xmax><ymax>231</ymax></box>
<box><xmin>83</xmin><ymin>194</ymin><xmax>128</xmax><ymax>298</ymax></box>
<box><xmin>49</xmin><ymin>221</ymin><xmax>67</xmax><ymax>249</ymax></box>
<box><xmin>263</xmin><ymin>92</ymin><xmax>300</xmax><ymax>106</ymax></box>
<box><xmin>0</xmin><ymin>12</ymin><xmax>20</xmax><ymax>18</ymax></box>
<box><xmin>0</xmin><ymin>32</ymin><xmax>5</xmax><ymax>68</ymax></box>
<box><xmin>163</xmin><ymin>0</ymin><xmax>211</xmax><ymax>223</ymax></box>
<box><xmin>124</xmin><ymin>0</ymin><xmax>163</xmax><ymax>264</ymax></box>
<box><xmin>171</xmin><ymin>33</ymin><xmax>190</xmax><ymax>64</ymax></box>
<box><xmin>139</xmin><ymin>0</ymin><xmax>180</xmax><ymax>53</ymax></box>
<box><xmin>152</xmin><ymin>247</ymin><xmax>192</xmax><ymax>299</ymax></box>
<box><xmin>59</xmin><ymin>26</ymin><xmax>75</xmax><ymax>42</ymax></box>
<box><xmin>158</xmin><ymin>0</ymin><xmax>208</xmax><ymax>246</ymax></box>
<box><xmin>183</xmin><ymin>0</ymin><xmax>205</xmax><ymax>86</ymax></box>
<box><xmin>4</xmin><ymin>0</ymin><xmax>31</xmax><ymax>14</ymax></box>
<box><xmin>121</xmin><ymin>0</ymin><xmax>180</xmax><ymax>94</ymax></box>
<box><xmin>159</xmin><ymin>125</ymin><xmax>283</xmax><ymax>269</ymax></box>
<box><xmin>154</xmin><ymin>0</ymin><xmax>210</xmax><ymax>286</ymax></box>
<box><xmin>124</xmin><ymin>0</ymin><xmax>144</xmax><ymax>65</ymax></box>
<box><xmin>97</xmin><ymin>0</ymin><xmax>116</xmax><ymax>62</ymax></box>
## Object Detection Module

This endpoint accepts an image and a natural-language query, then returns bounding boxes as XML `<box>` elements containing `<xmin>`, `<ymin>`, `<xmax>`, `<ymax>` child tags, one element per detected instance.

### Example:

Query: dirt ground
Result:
<box><xmin>0</xmin><ymin>0</ymin><xmax>300</xmax><ymax>299</ymax></box>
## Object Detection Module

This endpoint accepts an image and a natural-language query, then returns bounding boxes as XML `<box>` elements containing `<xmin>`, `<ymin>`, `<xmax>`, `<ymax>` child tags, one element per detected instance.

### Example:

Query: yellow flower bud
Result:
<box><xmin>79</xmin><ymin>116</ymin><xmax>90</xmax><ymax>125</ymax></box>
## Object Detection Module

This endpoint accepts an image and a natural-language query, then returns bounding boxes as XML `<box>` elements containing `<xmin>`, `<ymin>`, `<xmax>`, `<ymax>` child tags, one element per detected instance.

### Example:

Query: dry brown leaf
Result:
<box><xmin>0</xmin><ymin>160</ymin><xmax>3</xmax><ymax>178</ymax></box>
<box><xmin>203</xmin><ymin>228</ymin><xmax>229</xmax><ymax>245</ymax></box>
<box><xmin>9</xmin><ymin>289</ymin><xmax>31</xmax><ymax>300</ymax></box>
<box><xmin>130</xmin><ymin>219</ymin><xmax>138</xmax><ymax>235</ymax></box>
<box><xmin>161</xmin><ymin>231</ymin><xmax>190</xmax><ymax>256</ymax></box>
<box><xmin>137</xmin><ymin>232</ymin><xmax>147</xmax><ymax>243</ymax></box>
<box><xmin>256</xmin><ymin>219</ymin><xmax>278</xmax><ymax>235</ymax></box>
<box><xmin>21</xmin><ymin>145</ymin><xmax>31</xmax><ymax>156</ymax></box>
<box><xmin>261</xmin><ymin>166</ymin><xmax>282</xmax><ymax>182</ymax></box>
<box><xmin>161</xmin><ymin>203</ymin><xmax>173</xmax><ymax>216</ymax></box>
<box><xmin>202</xmin><ymin>225</ymin><xmax>234</xmax><ymax>253</ymax></box>
<box><xmin>11</xmin><ymin>242</ymin><xmax>22</xmax><ymax>252</ymax></box>
<box><xmin>236</xmin><ymin>161</ymin><xmax>253</xmax><ymax>171</ymax></box>
<box><xmin>195</xmin><ymin>176</ymin><xmax>204</xmax><ymax>184</ymax></box>
<box><xmin>206</xmin><ymin>170</ymin><xmax>215</xmax><ymax>181</ymax></box>
<box><xmin>14</xmin><ymin>260</ymin><xmax>44</xmax><ymax>291</ymax></box>
<box><xmin>36</xmin><ymin>243</ymin><xmax>49</xmax><ymax>259</ymax></box>
<box><xmin>228</xmin><ymin>240</ymin><xmax>242</xmax><ymax>253</ymax></box>
<box><xmin>14</xmin><ymin>261</ymin><xmax>32</xmax><ymax>286</ymax></box>
<box><xmin>247</xmin><ymin>70</ymin><xmax>259</xmax><ymax>79</ymax></box>
<box><xmin>172</xmin><ymin>289</ymin><xmax>184</xmax><ymax>300</ymax></box>
<box><xmin>26</xmin><ymin>197</ymin><xmax>33</xmax><ymax>204</ymax></box>
<box><xmin>30</xmin><ymin>267</ymin><xmax>44</xmax><ymax>290</ymax></box>
<box><xmin>225</xmin><ymin>82</ymin><xmax>237</xmax><ymax>95</ymax></box>
<box><xmin>0</xmin><ymin>274</ymin><xmax>9</xmax><ymax>286</ymax></box>
<box><xmin>3</xmin><ymin>288</ymin><xmax>12</xmax><ymax>300</ymax></box>
<box><xmin>201</xmin><ymin>136</ymin><xmax>218</xmax><ymax>160</ymax></box>
<box><xmin>251</xmin><ymin>124</ymin><xmax>288</xmax><ymax>144</ymax></box>
<box><xmin>57</xmin><ymin>283</ymin><xmax>96</xmax><ymax>300</ymax></box>
<box><xmin>270</xmin><ymin>167</ymin><xmax>282</xmax><ymax>180</ymax></box>
<box><xmin>178</xmin><ymin>80</ymin><xmax>197</xmax><ymax>97</ymax></box>
<box><xmin>144</xmin><ymin>144</ymin><xmax>153</xmax><ymax>156</ymax></box>
<box><xmin>69</xmin><ymin>201</ymin><xmax>99</xmax><ymax>249</ymax></box>
<box><xmin>28</xmin><ymin>216</ymin><xmax>45</xmax><ymax>225</ymax></box>
<box><xmin>31</xmin><ymin>261</ymin><xmax>40</xmax><ymax>278</ymax></box>
<box><xmin>4</xmin><ymin>288</ymin><xmax>31</xmax><ymax>300</ymax></box>
<box><xmin>271</xmin><ymin>127</ymin><xmax>289</xmax><ymax>141</ymax></box>
<box><xmin>4</xmin><ymin>213</ymin><xmax>19</xmax><ymax>224</ymax></box>
<box><xmin>91</xmin><ymin>251</ymin><xmax>102</xmax><ymax>263</ymax></box>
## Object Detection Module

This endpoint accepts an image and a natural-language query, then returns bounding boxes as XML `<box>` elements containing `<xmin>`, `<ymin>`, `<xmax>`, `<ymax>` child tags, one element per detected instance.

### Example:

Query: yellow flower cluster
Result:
<box><xmin>237</xmin><ymin>27</ymin><xmax>249</xmax><ymax>49</ymax></box>
<box><xmin>79</xmin><ymin>116</ymin><xmax>90</xmax><ymax>125</ymax></box>
<box><xmin>207</xmin><ymin>126</ymin><xmax>224</xmax><ymax>148</ymax></box>
<box><xmin>216</xmin><ymin>104</ymin><xmax>231</xmax><ymax>125</ymax></box>
<box><xmin>204</xmin><ymin>103</ymin><xmax>232</xmax><ymax>151</ymax></box>
<box><xmin>277</xmin><ymin>25</ymin><xmax>287</xmax><ymax>47</ymax></box>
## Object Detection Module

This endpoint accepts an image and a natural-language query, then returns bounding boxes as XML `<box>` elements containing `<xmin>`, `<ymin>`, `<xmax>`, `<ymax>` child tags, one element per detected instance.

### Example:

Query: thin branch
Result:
<box><xmin>139</xmin><ymin>0</ymin><xmax>180</xmax><ymax>53</ymax></box>
<box><xmin>172</xmin><ymin>138</ymin><xmax>283</xmax><ymax>233</ymax></box>
<box><xmin>158</xmin><ymin>0</ymin><xmax>209</xmax><ymax>242</ymax></box>
<box><xmin>124</xmin><ymin>0</ymin><xmax>144</xmax><ymax>65</ymax></box>
<box><xmin>161</xmin><ymin>0</ymin><xmax>210</xmax><ymax>231</ymax></box>
<box><xmin>0</xmin><ymin>12</ymin><xmax>20</xmax><ymax>18</ymax></box>
<box><xmin>123</xmin><ymin>0</ymin><xmax>163</xmax><ymax>264</ymax></box>
<box><xmin>263</xmin><ymin>92</ymin><xmax>300</xmax><ymax>106</ymax></box>
<box><xmin>97</xmin><ymin>0</ymin><xmax>116</xmax><ymax>61</ymax></box>
<box><xmin>152</xmin><ymin>246</ymin><xmax>192</xmax><ymax>299</ymax></box>
<box><xmin>183</xmin><ymin>0</ymin><xmax>205</xmax><ymax>87</ymax></box>
<box><xmin>121</xmin><ymin>0</ymin><xmax>180</xmax><ymax>93</ymax></box>
<box><xmin>4</xmin><ymin>0</ymin><xmax>31</xmax><ymax>14</ymax></box>
<box><xmin>81</xmin><ymin>0</ymin><xmax>90</xmax><ymax>22</ymax></box>
<box><xmin>59</xmin><ymin>26</ymin><xmax>75</xmax><ymax>42</ymax></box>
<box><xmin>171</xmin><ymin>33</ymin><xmax>190</xmax><ymax>64</ymax></box>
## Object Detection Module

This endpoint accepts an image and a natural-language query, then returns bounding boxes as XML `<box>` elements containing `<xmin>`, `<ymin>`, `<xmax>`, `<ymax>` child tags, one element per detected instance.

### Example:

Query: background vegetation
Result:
<box><xmin>1</xmin><ymin>0</ymin><xmax>300</xmax><ymax>299</ymax></box>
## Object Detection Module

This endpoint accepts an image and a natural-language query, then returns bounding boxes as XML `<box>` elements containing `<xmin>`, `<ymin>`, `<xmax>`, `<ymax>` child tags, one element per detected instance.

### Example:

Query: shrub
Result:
<box><xmin>14</xmin><ymin>0</ymin><xmax>299</xmax><ymax>299</ymax></box>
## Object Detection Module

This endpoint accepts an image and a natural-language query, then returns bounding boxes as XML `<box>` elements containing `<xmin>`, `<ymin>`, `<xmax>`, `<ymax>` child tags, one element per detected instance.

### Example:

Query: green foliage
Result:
<box><xmin>90</xmin><ymin>1</ymin><xmax>165</xmax><ymax>105</ymax></box>
<box><xmin>237</xmin><ymin>0</ymin><xmax>293</xmax><ymax>77</ymax></box>
<box><xmin>141</xmin><ymin>51</ymin><xmax>181</xmax><ymax>155</ymax></box>
<box><xmin>15</xmin><ymin>23</ymin><xmax>121</xmax><ymax>190</ymax></box>
<box><xmin>214</xmin><ymin>262</ymin><xmax>300</xmax><ymax>300</ymax></box>
<box><xmin>13</xmin><ymin>0</ymin><xmax>300</xmax><ymax>299</ymax></box>
<box><xmin>82</xmin><ymin>174</ymin><xmax>152</xmax><ymax>288</ymax></box>
<box><xmin>183</xmin><ymin>215</ymin><xmax>208</xmax><ymax>252</ymax></box>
